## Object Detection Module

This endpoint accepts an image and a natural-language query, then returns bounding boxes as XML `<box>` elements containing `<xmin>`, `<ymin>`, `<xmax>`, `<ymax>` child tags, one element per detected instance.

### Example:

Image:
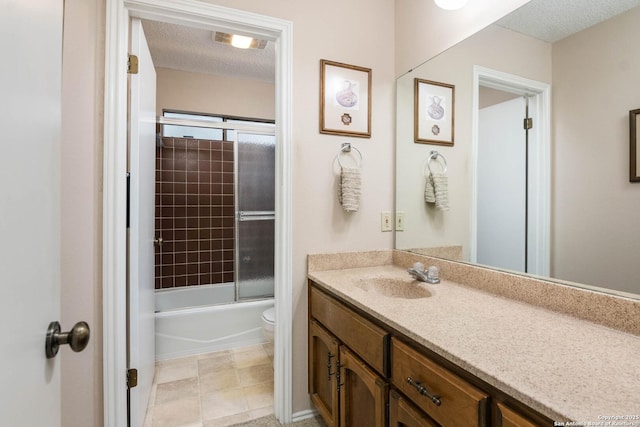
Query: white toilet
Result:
<box><xmin>261</xmin><ymin>307</ymin><xmax>275</xmax><ymax>343</ymax></box>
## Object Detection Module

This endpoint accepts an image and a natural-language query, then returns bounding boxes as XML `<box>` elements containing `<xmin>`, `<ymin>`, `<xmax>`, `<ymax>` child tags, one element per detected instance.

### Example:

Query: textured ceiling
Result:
<box><xmin>141</xmin><ymin>19</ymin><xmax>275</xmax><ymax>83</ymax></box>
<box><xmin>496</xmin><ymin>0</ymin><xmax>640</xmax><ymax>43</ymax></box>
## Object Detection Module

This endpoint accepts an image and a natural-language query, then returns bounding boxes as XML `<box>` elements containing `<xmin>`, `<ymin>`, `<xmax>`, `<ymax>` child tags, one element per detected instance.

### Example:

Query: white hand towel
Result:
<box><xmin>425</xmin><ymin>172</ymin><xmax>449</xmax><ymax>211</ymax></box>
<box><xmin>338</xmin><ymin>166</ymin><xmax>361</xmax><ymax>212</ymax></box>
<box><xmin>424</xmin><ymin>173</ymin><xmax>436</xmax><ymax>203</ymax></box>
<box><xmin>431</xmin><ymin>172</ymin><xmax>449</xmax><ymax>211</ymax></box>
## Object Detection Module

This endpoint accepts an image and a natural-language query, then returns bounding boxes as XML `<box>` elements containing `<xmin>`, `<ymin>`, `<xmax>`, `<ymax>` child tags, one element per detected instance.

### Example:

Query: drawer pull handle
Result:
<box><xmin>327</xmin><ymin>352</ymin><xmax>335</xmax><ymax>380</ymax></box>
<box><xmin>407</xmin><ymin>377</ymin><xmax>442</xmax><ymax>406</ymax></box>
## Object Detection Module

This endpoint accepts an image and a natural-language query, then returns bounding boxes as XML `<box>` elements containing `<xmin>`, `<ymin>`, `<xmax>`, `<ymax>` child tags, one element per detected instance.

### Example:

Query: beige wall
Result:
<box><xmin>551</xmin><ymin>7</ymin><xmax>640</xmax><ymax>294</ymax></box>
<box><xmin>61</xmin><ymin>0</ymin><xmax>104</xmax><ymax>426</ymax></box>
<box><xmin>396</xmin><ymin>25</ymin><xmax>552</xmax><ymax>258</ymax></box>
<box><xmin>394</xmin><ymin>0</ymin><xmax>531</xmax><ymax>76</ymax></box>
<box><xmin>199</xmin><ymin>0</ymin><xmax>396</xmax><ymax>413</ymax></box>
<box><xmin>59</xmin><ymin>0</ymin><xmax>540</xmax><ymax>423</ymax></box>
<box><xmin>155</xmin><ymin>67</ymin><xmax>275</xmax><ymax>119</ymax></box>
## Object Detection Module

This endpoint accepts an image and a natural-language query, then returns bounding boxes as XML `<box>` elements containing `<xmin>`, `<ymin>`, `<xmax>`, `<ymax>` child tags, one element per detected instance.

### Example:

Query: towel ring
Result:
<box><xmin>426</xmin><ymin>150</ymin><xmax>447</xmax><ymax>175</ymax></box>
<box><xmin>338</xmin><ymin>143</ymin><xmax>363</xmax><ymax>168</ymax></box>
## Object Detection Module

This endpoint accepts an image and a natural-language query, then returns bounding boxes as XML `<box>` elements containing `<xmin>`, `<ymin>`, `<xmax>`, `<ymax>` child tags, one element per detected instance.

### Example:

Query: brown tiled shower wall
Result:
<box><xmin>155</xmin><ymin>137</ymin><xmax>235</xmax><ymax>289</ymax></box>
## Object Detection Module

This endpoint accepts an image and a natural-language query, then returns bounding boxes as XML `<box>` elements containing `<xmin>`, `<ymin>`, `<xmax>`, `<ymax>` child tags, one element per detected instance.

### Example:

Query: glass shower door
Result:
<box><xmin>235</xmin><ymin>132</ymin><xmax>275</xmax><ymax>300</ymax></box>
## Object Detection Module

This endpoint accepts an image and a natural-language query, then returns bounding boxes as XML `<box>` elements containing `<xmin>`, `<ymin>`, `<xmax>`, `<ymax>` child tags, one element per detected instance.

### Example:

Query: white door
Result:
<box><xmin>0</xmin><ymin>0</ymin><xmax>63</xmax><ymax>425</ymax></box>
<box><xmin>477</xmin><ymin>96</ymin><xmax>527</xmax><ymax>272</ymax></box>
<box><xmin>128</xmin><ymin>18</ymin><xmax>157</xmax><ymax>427</ymax></box>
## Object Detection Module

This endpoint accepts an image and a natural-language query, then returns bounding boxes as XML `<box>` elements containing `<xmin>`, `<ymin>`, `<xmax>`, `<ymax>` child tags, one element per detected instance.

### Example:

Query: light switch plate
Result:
<box><xmin>381</xmin><ymin>212</ymin><xmax>393</xmax><ymax>232</ymax></box>
<box><xmin>396</xmin><ymin>212</ymin><xmax>405</xmax><ymax>231</ymax></box>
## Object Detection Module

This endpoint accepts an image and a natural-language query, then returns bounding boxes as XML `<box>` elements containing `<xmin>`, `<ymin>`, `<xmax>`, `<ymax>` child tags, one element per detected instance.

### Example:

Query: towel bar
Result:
<box><xmin>426</xmin><ymin>150</ymin><xmax>447</xmax><ymax>174</ymax></box>
<box><xmin>338</xmin><ymin>143</ymin><xmax>363</xmax><ymax>168</ymax></box>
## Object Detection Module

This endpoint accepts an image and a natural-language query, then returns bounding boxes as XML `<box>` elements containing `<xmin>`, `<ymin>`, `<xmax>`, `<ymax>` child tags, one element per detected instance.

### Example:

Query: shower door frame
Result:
<box><xmin>103</xmin><ymin>1</ymin><xmax>293</xmax><ymax>426</ymax></box>
<box><xmin>157</xmin><ymin>117</ymin><xmax>277</xmax><ymax>302</ymax></box>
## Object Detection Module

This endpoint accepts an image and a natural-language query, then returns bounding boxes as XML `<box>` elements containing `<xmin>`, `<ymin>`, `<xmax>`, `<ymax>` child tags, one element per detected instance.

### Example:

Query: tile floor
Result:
<box><xmin>144</xmin><ymin>342</ymin><xmax>275</xmax><ymax>427</ymax></box>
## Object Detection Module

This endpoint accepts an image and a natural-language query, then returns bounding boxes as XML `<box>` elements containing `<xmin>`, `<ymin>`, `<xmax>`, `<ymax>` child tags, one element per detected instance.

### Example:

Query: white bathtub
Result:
<box><xmin>155</xmin><ymin>283</ymin><xmax>274</xmax><ymax>360</ymax></box>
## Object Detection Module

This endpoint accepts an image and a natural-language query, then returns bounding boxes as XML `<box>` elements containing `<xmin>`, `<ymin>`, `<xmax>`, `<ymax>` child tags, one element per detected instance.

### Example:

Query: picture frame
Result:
<box><xmin>320</xmin><ymin>59</ymin><xmax>372</xmax><ymax>138</ymax></box>
<box><xmin>414</xmin><ymin>78</ymin><xmax>455</xmax><ymax>146</ymax></box>
<box><xmin>630</xmin><ymin>108</ymin><xmax>640</xmax><ymax>182</ymax></box>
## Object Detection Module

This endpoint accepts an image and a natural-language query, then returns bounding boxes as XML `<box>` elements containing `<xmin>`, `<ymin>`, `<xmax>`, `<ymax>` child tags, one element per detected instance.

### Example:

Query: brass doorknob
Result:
<box><xmin>45</xmin><ymin>321</ymin><xmax>90</xmax><ymax>359</ymax></box>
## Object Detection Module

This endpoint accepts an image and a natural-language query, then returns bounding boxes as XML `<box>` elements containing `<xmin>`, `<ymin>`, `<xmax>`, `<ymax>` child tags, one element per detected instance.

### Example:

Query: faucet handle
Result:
<box><xmin>412</xmin><ymin>262</ymin><xmax>425</xmax><ymax>272</ymax></box>
<box><xmin>427</xmin><ymin>266</ymin><xmax>440</xmax><ymax>283</ymax></box>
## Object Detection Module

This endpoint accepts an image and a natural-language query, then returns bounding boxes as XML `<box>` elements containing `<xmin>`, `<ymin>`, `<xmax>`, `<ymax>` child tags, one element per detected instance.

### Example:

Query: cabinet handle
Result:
<box><xmin>327</xmin><ymin>352</ymin><xmax>335</xmax><ymax>380</ymax></box>
<box><xmin>336</xmin><ymin>361</ymin><xmax>345</xmax><ymax>391</ymax></box>
<box><xmin>407</xmin><ymin>377</ymin><xmax>442</xmax><ymax>406</ymax></box>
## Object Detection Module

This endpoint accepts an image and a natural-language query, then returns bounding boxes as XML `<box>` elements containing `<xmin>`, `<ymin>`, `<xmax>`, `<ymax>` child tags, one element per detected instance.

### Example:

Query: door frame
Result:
<box><xmin>470</xmin><ymin>65</ymin><xmax>550</xmax><ymax>276</ymax></box>
<box><xmin>103</xmin><ymin>1</ymin><xmax>293</xmax><ymax>425</ymax></box>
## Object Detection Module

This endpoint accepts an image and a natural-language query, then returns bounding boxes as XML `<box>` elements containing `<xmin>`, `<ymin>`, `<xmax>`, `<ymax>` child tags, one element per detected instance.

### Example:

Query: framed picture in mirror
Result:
<box><xmin>630</xmin><ymin>108</ymin><xmax>640</xmax><ymax>182</ymax></box>
<box><xmin>320</xmin><ymin>59</ymin><xmax>372</xmax><ymax>138</ymax></box>
<box><xmin>414</xmin><ymin>78</ymin><xmax>455</xmax><ymax>146</ymax></box>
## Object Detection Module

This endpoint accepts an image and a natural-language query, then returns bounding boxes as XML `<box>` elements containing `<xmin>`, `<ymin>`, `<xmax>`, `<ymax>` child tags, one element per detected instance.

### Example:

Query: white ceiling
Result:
<box><xmin>141</xmin><ymin>19</ymin><xmax>275</xmax><ymax>83</ymax></box>
<box><xmin>140</xmin><ymin>1</ymin><xmax>640</xmax><ymax>82</ymax></box>
<box><xmin>496</xmin><ymin>0</ymin><xmax>640</xmax><ymax>43</ymax></box>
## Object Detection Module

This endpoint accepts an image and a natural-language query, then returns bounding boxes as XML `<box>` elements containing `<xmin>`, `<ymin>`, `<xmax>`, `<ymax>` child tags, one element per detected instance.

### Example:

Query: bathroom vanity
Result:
<box><xmin>307</xmin><ymin>250</ymin><xmax>640</xmax><ymax>427</ymax></box>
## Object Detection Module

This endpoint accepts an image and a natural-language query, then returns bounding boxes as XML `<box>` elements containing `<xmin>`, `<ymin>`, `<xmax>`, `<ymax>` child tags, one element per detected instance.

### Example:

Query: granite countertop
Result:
<box><xmin>308</xmin><ymin>264</ymin><xmax>640</xmax><ymax>423</ymax></box>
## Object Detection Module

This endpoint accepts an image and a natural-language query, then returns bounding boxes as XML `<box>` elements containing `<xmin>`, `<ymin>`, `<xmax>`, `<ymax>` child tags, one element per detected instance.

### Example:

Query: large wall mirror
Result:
<box><xmin>396</xmin><ymin>0</ymin><xmax>640</xmax><ymax>298</ymax></box>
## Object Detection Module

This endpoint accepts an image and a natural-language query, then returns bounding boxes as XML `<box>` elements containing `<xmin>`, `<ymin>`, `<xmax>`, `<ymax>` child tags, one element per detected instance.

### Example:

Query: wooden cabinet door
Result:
<box><xmin>389</xmin><ymin>389</ymin><xmax>438</xmax><ymax>427</ymax></box>
<box><xmin>309</xmin><ymin>319</ymin><xmax>340</xmax><ymax>427</ymax></box>
<box><xmin>339</xmin><ymin>346</ymin><xmax>388</xmax><ymax>427</ymax></box>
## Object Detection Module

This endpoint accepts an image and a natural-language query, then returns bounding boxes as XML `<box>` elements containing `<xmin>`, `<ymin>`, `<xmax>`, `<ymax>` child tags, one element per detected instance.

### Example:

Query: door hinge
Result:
<box><xmin>127</xmin><ymin>368</ymin><xmax>138</xmax><ymax>389</ymax></box>
<box><xmin>126</xmin><ymin>172</ymin><xmax>131</xmax><ymax>229</ymax></box>
<box><xmin>127</xmin><ymin>54</ymin><xmax>139</xmax><ymax>74</ymax></box>
<box><xmin>523</xmin><ymin>117</ymin><xmax>533</xmax><ymax>130</ymax></box>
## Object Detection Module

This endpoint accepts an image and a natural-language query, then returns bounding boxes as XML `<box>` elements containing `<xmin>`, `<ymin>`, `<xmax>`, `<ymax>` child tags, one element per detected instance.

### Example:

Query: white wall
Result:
<box><xmin>394</xmin><ymin>0</ymin><xmax>531</xmax><ymax>76</ymax></box>
<box><xmin>155</xmin><ymin>67</ymin><xmax>275</xmax><ymax>119</ymax></box>
<box><xmin>551</xmin><ymin>7</ymin><xmax>640</xmax><ymax>294</ymax></box>
<box><xmin>61</xmin><ymin>0</ymin><xmax>104</xmax><ymax>426</ymax></box>
<box><xmin>396</xmin><ymin>25</ymin><xmax>552</xmax><ymax>258</ymax></box>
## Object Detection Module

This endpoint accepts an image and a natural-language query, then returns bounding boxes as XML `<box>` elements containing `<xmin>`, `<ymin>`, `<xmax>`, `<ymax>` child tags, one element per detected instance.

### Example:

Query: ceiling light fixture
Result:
<box><xmin>231</xmin><ymin>34</ymin><xmax>253</xmax><ymax>49</ymax></box>
<box><xmin>434</xmin><ymin>0</ymin><xmax>468</xmax><ymax>10</ymax></box>
<box><xmin>213</xmin><ymin>32</ymin><xmax>267</xmax><ymax>49</ymax></box>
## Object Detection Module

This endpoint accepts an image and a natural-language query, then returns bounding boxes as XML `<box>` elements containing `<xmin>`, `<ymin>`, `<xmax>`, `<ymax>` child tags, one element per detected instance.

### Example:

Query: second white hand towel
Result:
<box><xmin>431</xmin><ymin>172</ymin><xmax>449</xmax><ymax>211</ymax></box>
<box><xmin>424</xmin><ymin>173</ymin><xmax>436</xmax><ymax>203</ymax></box>
<box><xmin>338</xmin><ymin>166</ymin><xmax>361</xmax><ymax>212</ymax></box>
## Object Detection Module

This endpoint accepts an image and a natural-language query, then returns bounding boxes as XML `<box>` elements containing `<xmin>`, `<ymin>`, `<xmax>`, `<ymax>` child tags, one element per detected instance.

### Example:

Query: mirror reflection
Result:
<box><xmin>396</xmin><ymin>0</ymin><xmax>640</xmax><ymax>297</ymax></box>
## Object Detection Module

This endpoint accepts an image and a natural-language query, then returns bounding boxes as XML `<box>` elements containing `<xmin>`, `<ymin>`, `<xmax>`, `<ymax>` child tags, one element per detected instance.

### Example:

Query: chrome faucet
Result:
<box><xmin>407</xmin><ymin>262</ymin><xmax>440</xmax><ymax>284</ymax></box>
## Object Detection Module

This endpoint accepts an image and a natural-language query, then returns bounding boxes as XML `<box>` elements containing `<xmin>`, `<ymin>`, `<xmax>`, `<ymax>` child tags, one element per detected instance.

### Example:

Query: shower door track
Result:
<box><xmin>157</xmin><ymin>116</ymin><xmax>276</xmax><ymax>135</ymax></box>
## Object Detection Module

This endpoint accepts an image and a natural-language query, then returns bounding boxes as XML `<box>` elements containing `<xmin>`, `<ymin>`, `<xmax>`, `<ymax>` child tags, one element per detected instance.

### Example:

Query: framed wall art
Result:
<box><xmin>630</xmin><ymin>108</ymin><xmax>640</xmax><ymax>182</ymax></box>
<box><xmin>320</xmin><ymin>59</ymin><xmax>372</xmax><ymax>138</ymax></box>
<box><xmin>414</xmin><ymin>78</ymin><xmax>455</xmax><ymax>146</ymax></box>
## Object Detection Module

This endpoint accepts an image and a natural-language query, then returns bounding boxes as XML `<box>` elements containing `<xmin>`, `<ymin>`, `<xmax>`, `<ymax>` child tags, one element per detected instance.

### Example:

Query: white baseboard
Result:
<box><xmin>291</xmin><ymin>409</ymin><xmax>318</xmax><ymax>422</ymax></box>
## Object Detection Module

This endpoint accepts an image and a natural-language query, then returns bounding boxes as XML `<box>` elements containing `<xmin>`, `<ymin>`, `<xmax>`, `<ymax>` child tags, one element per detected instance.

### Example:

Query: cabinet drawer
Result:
<box><xmin>497</xmin><ymin>402</ymin><xmax>540</xmax><ymax>427</ymax></box>
<box><xmin>392</xmin><ymin>338</ymin><xmax>489</xmax><ymax>427</ymax></box>
<box><xmin>389</xmin><ymin>389</ymin><xmax>438</xmax><ymax>427</ymax></box>
<box><xmin>310</xmin><ymin>285</ymin><xmax>389</xmax><ymax>376</ymax></box>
